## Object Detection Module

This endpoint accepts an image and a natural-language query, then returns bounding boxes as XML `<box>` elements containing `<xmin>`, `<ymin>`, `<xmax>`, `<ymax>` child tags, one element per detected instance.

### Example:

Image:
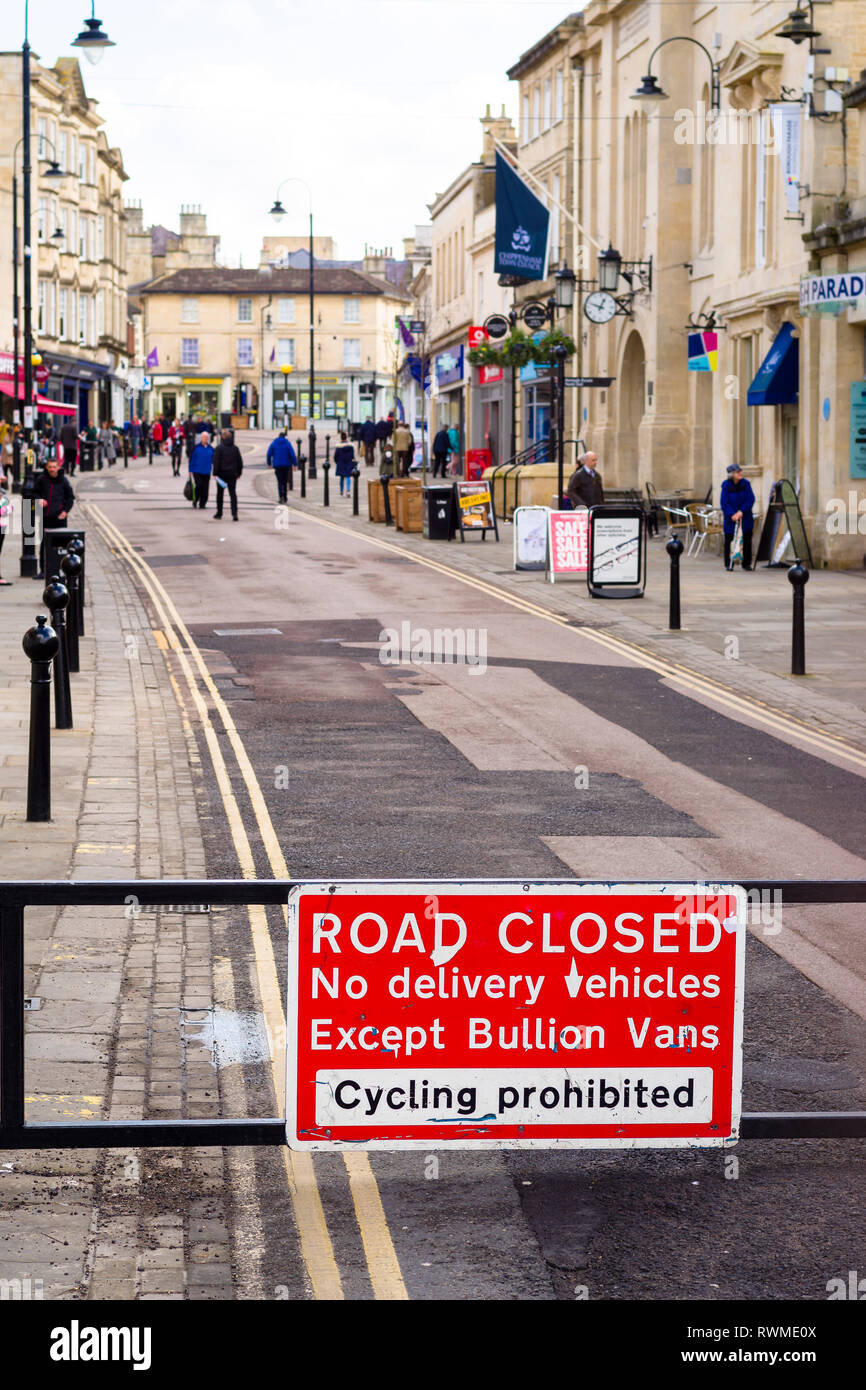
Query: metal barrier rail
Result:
<box><xmin>2</xmin><ymin>879</ymin><xmax>865</xmax><ymax>1148</ymax></box>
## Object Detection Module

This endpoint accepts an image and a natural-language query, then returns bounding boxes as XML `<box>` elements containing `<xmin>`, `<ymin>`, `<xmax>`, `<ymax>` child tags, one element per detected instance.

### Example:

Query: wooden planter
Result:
<box><xmin>368</xmin><ymin>478</ymin><xmax>384</xmax><ymax>522</ymax></box>
<box><xmin>393</xmin><ymin>480</ymin><xmax>424</xmax><ymax>532</ymax></box>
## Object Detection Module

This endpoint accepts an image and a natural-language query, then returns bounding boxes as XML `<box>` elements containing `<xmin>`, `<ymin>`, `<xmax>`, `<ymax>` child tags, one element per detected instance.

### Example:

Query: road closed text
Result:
<box><xmin>288</xmin><ymin>885</ymin><xmax>745</xmax><ymax>1149</ymax></box>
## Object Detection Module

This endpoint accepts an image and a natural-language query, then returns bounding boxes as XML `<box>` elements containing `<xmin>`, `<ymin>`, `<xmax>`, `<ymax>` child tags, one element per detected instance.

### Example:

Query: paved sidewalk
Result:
<box><xmin>245</xmin><ymin>438</ymin><xmax>866</xmax><ymax>750</ymax></box>
<box><xmin>0</xmin><ymin>479</ymin><xmax>265</xmax><ymax>1300</ymax></box>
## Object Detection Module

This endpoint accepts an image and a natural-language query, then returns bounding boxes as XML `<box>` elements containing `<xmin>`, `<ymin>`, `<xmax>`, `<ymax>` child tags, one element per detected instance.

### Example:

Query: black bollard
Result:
<box><xmin>298</xmin><ymin>441</ymin><xmax>306</xmax><ymax>500</ymax></box>
<box><xmin>19</xmin><ymin>469</ymin><xmax>38</xmax><ymax>578</ymax></box>
<box><xmin>381</xmin><ymin>473</ymin><xmax>393</xmax><ymax>527</ymax></box>
<box><xmin>42</xmin><ymin>574</ymin><xmax>73</xmax><ymax>727</ymax></box>
<box><xmin>351</xmin><ymin>466</ymin><xmax>360</xmax><ymax>517</ymax></box>
<box><xmin>323</xmin><ymin>460</ymin><xmax>330</xmax><ymax>508</ymax></box>
<box><xmin>123</xmin><ymin>436</ymin><xmax>129</xmax><ymax>468</ymax></box>
<box><xmin>22</xmin><ymin>615</ymin><xmax>59</xmax><ymax>821</ymax></box>
<box><xmin>67</xmin><ymin>537</ymin><xmax>85</xmax><ymax>625</ymax></box>
<box><xmin>666</xmin><ymin>534</ymin><xmax>684</xmax><ymax>630</ymax></box>
<box><xmin>325</xmin><ymin>435</ymin><xmax>331</xmax><ymax>465</ymax></box>
<box><xmin>788</xmin><ymin>561</ymin><xmax>809</xmax><ymax>676</ymax></box>
<box><xmin>60</xmin><ymin>552</ymin><xmax>83</xmax><ymax>668</ymax></box>
<box><xmin>308</xmin><ymin>428</ymin><xmax>317</xmax><ymax>480</ymax></box>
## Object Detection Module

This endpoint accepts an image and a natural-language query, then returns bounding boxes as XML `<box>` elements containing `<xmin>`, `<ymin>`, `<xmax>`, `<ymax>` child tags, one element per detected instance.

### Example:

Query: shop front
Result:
<box><xmin>434</xmin><ymin>345</ymin><xmax>465</xmax><ymax>465</ymax></box>
<box><xmin>471</xmin><ymin>362</ymin><xmax>509</xmax><ymax>467</ymax></box>
<box><xmin>268</xmin><ymin>375</ymin><xmax>350</xmax><ymax>430</ymax></box>
<box><xmin>42</xmin><ymin>352</ymin><xmax>109</xmax><ymax>429</ymax></box>
<box><xmin>183</xmin><ymin>377</ymin><xmax>228</xmax><ymax>421</ymax></box>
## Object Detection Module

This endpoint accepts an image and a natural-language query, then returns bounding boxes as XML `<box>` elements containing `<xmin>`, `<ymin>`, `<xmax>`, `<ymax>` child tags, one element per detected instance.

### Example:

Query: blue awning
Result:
<box><xmin>747</xmin><ymin>322</ymin><xmax>799</xmax><ymax>405</ymax></box>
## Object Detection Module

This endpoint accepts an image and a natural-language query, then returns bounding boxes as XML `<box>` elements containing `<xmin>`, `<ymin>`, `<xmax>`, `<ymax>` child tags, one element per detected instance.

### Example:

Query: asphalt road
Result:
<box><xmin>79</xmin><ymin>446</ymin><xmax>866</xmax><ymax>1302</ymax></box>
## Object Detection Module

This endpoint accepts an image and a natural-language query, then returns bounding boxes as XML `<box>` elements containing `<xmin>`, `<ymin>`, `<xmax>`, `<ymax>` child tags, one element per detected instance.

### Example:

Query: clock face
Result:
<box><xmin>584</xmin><ymin>291</ymin><xmax>617</xmax><ymax>324</ymax></box>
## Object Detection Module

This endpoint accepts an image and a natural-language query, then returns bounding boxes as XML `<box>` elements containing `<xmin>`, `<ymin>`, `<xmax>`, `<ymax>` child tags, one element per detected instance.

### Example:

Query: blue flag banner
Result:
<box><xmin>494</xmin><ymin>151</ymin><xmax>550</xmax><ymax>283</ymax></box>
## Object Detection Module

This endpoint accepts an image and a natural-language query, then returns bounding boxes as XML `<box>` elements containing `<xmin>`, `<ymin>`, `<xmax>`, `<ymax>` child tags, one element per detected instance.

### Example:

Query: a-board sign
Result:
<box><xmin>588</xmin><ymin>505</ymin><xmax>646</xmax><ymax>599</ymax></box>
<box><xmin>755</xmin><ymin>478</ymin><xmax>813</xmax><ymax>568</ymax></box>
<box><xmin>454</xmin><ymin>480</ymin><xmax>499</xmax><ymax>541</ymax></box>
<box><xmin>513</xmin><ymin>505</ymin><xmax>549</xmax><ymax>571</ymax></box>
<box><xmin>547</xmin><ymin>508</ymin><xmax>590</xmax><ymax>581</ymax></box>
<box><xmin>286</xmin><ymin>881</ymin><xmax>745</xmax><ymax>1150</ymax></box>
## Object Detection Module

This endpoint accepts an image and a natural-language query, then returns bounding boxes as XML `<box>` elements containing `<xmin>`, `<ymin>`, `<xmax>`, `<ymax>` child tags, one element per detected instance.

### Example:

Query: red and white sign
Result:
<box><xmin>478</xmin><ymin>364</ymin><xmax>504</xmax><ymax>385</ymax></box>
<box><xmin>286</xmin><ymin>881</ymin><xmax>745</xmax><ymax>1150</ymax></box>
<box><xmin>548</xmin><ymin>509</ymin><xmax>590</xmax><ymax>581</ymax></box>
<box><xmin>0</xmin><ymin>351</ymin><xmax>49</xmax><ymax>385</ymax></box>
<box><xmin>468</xmin><ymin>326</ymin><xmax>488</xmax><ymax>349</ymax></box>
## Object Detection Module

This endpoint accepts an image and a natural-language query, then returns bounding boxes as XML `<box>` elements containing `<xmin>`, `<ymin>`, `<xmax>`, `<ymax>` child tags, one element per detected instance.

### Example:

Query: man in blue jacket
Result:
<box><xmin>360</xmin><ymin>418</ymin><xmax>377</xmax><ymax>468</ymax></box>
<box><xmin>188</xmin><ymin>431</ymin><xmax>214</xmax><ymax>509</ymax></box>
<box><xmin>720</xmin><ymin>463</ymin><xmax>756</xmax><ymax>570</ymax></box>
<box><xmin>266</xmin><ymin>430</ymin><xmax>297</xmax><ymax>503</ymax></box>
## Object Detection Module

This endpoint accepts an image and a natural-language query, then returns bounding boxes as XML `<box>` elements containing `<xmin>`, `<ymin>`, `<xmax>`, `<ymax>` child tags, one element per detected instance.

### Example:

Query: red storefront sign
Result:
<box><xmin>548</xmin><ymin>509</ymin><xmax>590</xmax><ymax>579</ymax></box>
<box><xmin>468</xmin><ymin>326</ymin><xmax>488</xmax><ymax>350</ymax></box>
<box><xmin>0</xmin><ymin>351</ymin><xmax>49</xmax><ymax>385</ymax></box>
<box><xmin>286</xmin><ymin>881</ymin><xmax>745</xmax><ymax>1150</ymax></box>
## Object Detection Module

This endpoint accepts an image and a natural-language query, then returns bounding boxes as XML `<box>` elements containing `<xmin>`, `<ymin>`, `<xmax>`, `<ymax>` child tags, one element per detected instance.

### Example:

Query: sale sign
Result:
<box><xmin>548</xmin><ymin>509</ymin><xmax>590</xmax><ymax>581</ymax></box>
<box><xmin>286</xmin><ymin>881</ymin><xmax>745</xmax><ymax>1150</ymax></box>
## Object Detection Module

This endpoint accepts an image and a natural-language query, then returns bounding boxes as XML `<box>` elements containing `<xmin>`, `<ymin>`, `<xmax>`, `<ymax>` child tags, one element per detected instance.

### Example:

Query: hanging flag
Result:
<box><xmin>398</xmin><ymin>318</ymin><xmax>415</xmax><ymax>348</ymax></box>
<box><xmin>146</xmin><ymin>347</ymin><xmax>159</xmax><ymax>368</ymax></box>
<box><xmin>270</xmin><ymin>346</ymin><xmax>276</xmax><ymax>363</ymax></box>
<box><xmin>688</xmin><ymin>331</ymin><xmax>718</xmax><ymax>372</ymax></box>
<box><xmin>494</xmin><ymin>151</ymin><xmax>549</xmax><ymax>283</ymax></box>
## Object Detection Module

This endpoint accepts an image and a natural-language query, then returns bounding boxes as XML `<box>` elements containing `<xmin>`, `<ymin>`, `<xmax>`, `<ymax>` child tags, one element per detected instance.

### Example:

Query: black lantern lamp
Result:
<box><xmin>71</xmin><ymin>5</ymin><xmax>115</xmax><ymax>64</ymax></box>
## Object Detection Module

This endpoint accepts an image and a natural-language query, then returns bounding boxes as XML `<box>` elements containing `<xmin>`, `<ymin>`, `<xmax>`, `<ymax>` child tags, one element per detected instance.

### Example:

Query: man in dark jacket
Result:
<box><xmin>432</xmin><ymin>427</ymin><xmax>451</xmax><ymax>478</ymax></box>
<box><xmin>59</xmin><ymin>419</ymin><xmax>80</xmax><ymax>476</ymax></box>
<box><xmin>212</xmin><ymin>429</ymin><xmax>244</xmax><ymax>521</ymax></box>
<box><xmin>566</xmin><ymin>452</ymin><xmax>604</xmax><ymax>509</ymax></box>
<box><xmin>360</xmin><ymin>418</ymin><xmax>377</xmax><ymax>468</ymax></box>
<box><xmin>184</xmin><ymin>417</ymin><xmax>196</xmax><ymax>459</ymax></box>
<box><xmin>720</xmin><ymin>463</ymin><xmax>756</xmax><ymax>570</ymax></box>
<box><xmin>266</xmin><ymin>430</ymin><xmax>297</xmax><ymax>503</ymax></box>
<box><xmin>33</xmin><ymin>456</ymin><xmax>75</xmax><ymax>577</ymax></box>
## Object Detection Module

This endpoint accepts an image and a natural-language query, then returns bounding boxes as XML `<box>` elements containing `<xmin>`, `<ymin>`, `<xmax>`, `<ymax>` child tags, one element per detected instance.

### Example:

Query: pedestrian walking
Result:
<box><xmin>184</xmin><ymin>417</ymin><xmax>196</xmax><ymax>460</ymax></box>
<box><xmin>151</xmin><ymin>417</ymin><xmax>163</xmax><ymax>455</ymax></box>
<box><xmin>376</xmin><ymin>416</ymin><xmax>392</xmax><ymax>463</ymax></box>
<box><xmin>59</xmin><ymin>418</ymin><xmax>80</xmax><ymax>476</ymax></box>
<box><xmin>360</xmin><ymin>418</ymin><xmax>377</xmax><ymax>468</ymax></box>
<box><xmin>394</xmin><ymin>420</ymin><xmax>413</xmax><ymax>477</ymax></box>
<box><xmin>447</xmin><ymin>423</ymin><xmax>461</xmax><ymax>473</ymax></box>
<box><xmin>130</xmin><ymin>416</ymin><xmax>141</xmax><ymax>459</ymax></box>
<box><xmin>333</xmin><ymin>432</ymin><xmax>355</xmax><ymax>495</ymax></box>
<box><xmin>32</xmin><ymin>455</ymin><xmax>74</xmax><ymax>576</ymax></box>
<box><xmin>212</xmin><ymin>429</ymin><xmax>244</xmax><ymax>521</ymax></box>
<box><xmin>432</xmin><ymin>426</ymin><xmax>451</xmax><ymax>478</ymax></box>
<box><xmin>0</xmin><ymin>462</ymin><xmax>12</xmax><ymax>585</ymax></box>
<box><xmin>566</xmin><ymin>452</ymin><xmax>604</xmax><ymax>509</ymax></box>
<box><xmin>98</xmin><ymin>420</ymin><xmax>117</xmax><ymax>468</ymax></box>
<box><xmin>720</xmin><ymin>463</ymin><xmax>756</xmax><ymax>570</ymax></box>
<box><xmin>169</xmin><ymin>420</ymin><xmax>184</xmax><ymax>476</ymax></box>
<box><xmin>266</xmin><ymin>429</ymin><xmax>297</xmax><ymax>503</ymax></box>
<box><xmin>188</xmin><ymin>431</ymin><xmax>214</xmax><ymax>509</ymax></box>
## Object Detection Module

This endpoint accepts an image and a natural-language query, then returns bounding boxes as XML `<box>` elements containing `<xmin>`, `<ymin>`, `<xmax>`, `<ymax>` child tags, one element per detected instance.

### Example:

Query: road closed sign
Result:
<box><xmin>286</xmin><ymin>881</ymin><xmax>745</xmax><ymax>1150</ymax></box>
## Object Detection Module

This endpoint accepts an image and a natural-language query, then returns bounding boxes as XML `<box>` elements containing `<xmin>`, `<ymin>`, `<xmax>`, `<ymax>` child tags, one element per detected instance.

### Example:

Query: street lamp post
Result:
<box><xmin>544</xmin><ymin>264</ymin><xmax>576</xmax><ymax>507</ymax></box>
<box><xmin>269</xmin><ymin>179</ymin><xmax>316</xmax><ymax>475</ymax></box>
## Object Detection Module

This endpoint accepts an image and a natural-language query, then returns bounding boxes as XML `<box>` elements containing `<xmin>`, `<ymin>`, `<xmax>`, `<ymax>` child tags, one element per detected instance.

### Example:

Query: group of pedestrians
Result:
<box><xmin>187</xmin><ymin>429</ymin><xmax>244</xmax><ymax>520</ymax></box>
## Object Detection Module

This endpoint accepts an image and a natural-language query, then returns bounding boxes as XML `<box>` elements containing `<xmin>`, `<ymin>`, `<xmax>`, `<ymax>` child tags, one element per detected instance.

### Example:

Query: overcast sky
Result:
<box><xmin>26</xmin><ymin>0</ymin><xmax>574</xmax><ymax>265</ymax></box>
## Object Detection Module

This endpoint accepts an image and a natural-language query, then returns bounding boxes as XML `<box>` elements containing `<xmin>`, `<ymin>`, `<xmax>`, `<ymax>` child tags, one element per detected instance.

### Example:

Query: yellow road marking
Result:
<box><xmin>88</xmin><ymin>502</ymin><xmax>409</xmax><ymax>1302</ymax></box>
<box><xmin>292</xmin><ymin>508</ymin><xmax>866</xmax><ymax>774</ymax></box>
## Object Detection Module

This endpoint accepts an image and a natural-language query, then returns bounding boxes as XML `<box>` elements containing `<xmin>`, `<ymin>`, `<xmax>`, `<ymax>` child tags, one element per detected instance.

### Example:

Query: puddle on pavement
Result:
<box><xmin>182</xmin><ymin>1006</ymin><xmax>270</xmax><ymax>1068</ymax></box>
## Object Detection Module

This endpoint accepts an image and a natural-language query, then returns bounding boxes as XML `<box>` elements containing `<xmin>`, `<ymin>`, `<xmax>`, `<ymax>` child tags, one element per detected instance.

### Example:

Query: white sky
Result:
<box><xmin>26</xmin><ymin>0</ymin><xmax>575</xmax><ymax>265</ymax></box>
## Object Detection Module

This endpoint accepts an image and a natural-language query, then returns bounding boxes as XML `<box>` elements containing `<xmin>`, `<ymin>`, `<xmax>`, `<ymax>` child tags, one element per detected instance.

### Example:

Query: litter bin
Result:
<box><xmin>79</xmin><ymin>440</ymin><xmax>97</xmax><ymax>472</ymax></box>
<box><xmin>423</xmin><ymin>485</ymin><xmax>456</xmax><ymax>540</ymax></box>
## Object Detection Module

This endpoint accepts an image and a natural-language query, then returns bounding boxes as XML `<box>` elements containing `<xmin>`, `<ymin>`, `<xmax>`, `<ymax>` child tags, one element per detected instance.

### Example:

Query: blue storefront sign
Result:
<box><xmin>435</xmin><ymin>345</ymin><xmax>464</xmax><ymax>388</ymax></box>
<box><xmin>851</xmin><ymin>382</ymin><xmax>866</xmax><ymax>479</ymax></box>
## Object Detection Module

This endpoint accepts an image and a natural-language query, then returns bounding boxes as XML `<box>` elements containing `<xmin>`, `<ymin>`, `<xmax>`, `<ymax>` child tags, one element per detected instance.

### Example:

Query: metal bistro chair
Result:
<box><xmin>660</xmin><ymin>504</ymin><xmax>693</xmax><ymax>549</ymax></box>
<box><xmin>687</xmin><ymin>504</ymin><xmax>724</xmax><ymax>558</ymax></box>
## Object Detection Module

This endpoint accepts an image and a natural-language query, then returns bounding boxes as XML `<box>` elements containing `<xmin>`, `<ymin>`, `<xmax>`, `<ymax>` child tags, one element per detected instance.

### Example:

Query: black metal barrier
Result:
<box><xmin>2</xmin><ymin>878</ymin><xmax>865</xmax><ymax>1149</ymax></box>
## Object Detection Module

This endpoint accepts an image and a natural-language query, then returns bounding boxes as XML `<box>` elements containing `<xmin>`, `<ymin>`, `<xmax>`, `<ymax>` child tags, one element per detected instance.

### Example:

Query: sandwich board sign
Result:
<box><xmin>513</xmin><ymin>505</ymin><xmax>548</xmax><ymax>571</ymax></box>
<box><xmin>286</xmin><ymin>880</ymin><xmax>745</xmax><ymax>1150</ymax></box>
<box><xmin>454</xmin><ymin>480</ymin><xmax>499</xmax><ymax>541</ymax></box>
<box><xmin>588</xmin><ymin>505</ymin><xmax>646</xmax><ymax>599</ymax></box>
<box><xmin>547</xmin><ymin>508</ymin><xmax>590</xmax><ymax>581</ymax></box>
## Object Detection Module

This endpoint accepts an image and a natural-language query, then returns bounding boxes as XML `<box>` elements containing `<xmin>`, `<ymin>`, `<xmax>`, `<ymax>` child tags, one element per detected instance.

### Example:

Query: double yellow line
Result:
<box><xmin>293</xmin><ymin>507</ymin><xmax>866</xmax><ymax>774</ymax></box>
<box><xmin>86</xmin><ymin>502</ymin><xmax>407</xmax><ymax>1302</ymax></box>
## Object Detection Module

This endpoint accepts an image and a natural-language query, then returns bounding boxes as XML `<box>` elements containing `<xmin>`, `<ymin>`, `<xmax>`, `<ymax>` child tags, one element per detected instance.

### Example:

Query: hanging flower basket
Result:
<box><xmin>469</xmin><ymin>327</ymin><xmax>576</xmax><ymax>370</ymax></box>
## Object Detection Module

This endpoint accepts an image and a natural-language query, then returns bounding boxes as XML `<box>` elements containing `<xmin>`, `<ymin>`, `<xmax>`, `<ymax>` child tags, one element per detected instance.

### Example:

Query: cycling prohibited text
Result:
<box><xmin>286</xmin><ymin>881</ymin><xmax>745</xmax><ymax>1150</ymax></box>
